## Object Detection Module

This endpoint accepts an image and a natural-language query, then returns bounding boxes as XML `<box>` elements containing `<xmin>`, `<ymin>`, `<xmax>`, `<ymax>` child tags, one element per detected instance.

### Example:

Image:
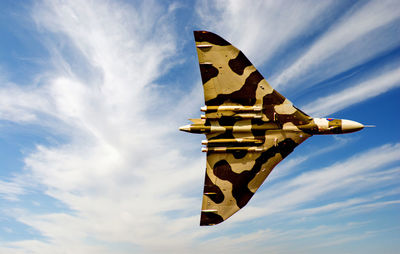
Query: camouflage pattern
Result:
<box><xmin>179</xmin><ymin>31</ymin><xmax>364</xmax><ymax>226</ymax></box>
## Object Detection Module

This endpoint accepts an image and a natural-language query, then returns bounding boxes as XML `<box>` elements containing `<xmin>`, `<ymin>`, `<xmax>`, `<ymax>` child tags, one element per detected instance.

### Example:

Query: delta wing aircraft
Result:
<box><xmin>180</xmin><ymin>31</ymin><xmax>365</xmax><ymax>226</ymax></box>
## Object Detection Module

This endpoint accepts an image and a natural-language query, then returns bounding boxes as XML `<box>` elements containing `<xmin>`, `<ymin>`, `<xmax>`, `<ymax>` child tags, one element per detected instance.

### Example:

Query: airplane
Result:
<box><xmin>179</xmin><ymin>31</ymin><xmax>365</xmax><ymax>226</ymax></box>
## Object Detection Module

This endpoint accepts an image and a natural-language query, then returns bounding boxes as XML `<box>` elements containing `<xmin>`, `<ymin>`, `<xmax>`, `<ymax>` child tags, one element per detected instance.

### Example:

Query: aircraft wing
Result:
<box><xmin>194</xmin><ymin>31</ymin><xmax>313</xmax><ymax>225</ymax></box>
<box><xmin>201</xmin><ymin>131</ymin><xmax>310</xmax><ymax>225</ymax></box>
<box><xmin>194</xmin><ymin>30</ymin><xmax>311</xmax><ymax>124</ymax></box>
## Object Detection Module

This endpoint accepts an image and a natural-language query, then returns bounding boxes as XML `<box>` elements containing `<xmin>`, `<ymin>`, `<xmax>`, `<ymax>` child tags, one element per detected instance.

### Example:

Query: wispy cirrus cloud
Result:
<box><xmin>295</xmin><ymin>178</ymin><xmax>400</xmax><ymax>217</ymax></box>
<box><xmin>196</xmin><ymin>0</ymin><xmax>337</xmax><ymax>66</ymax></box>
<box><xmin>271</xmin><ymin>0</ymin><xmax>400</xmax><ymax>89</ymax></box>
<box><xmin>0</xmin><ymin>180</ymin><xmax>25</xmax><ymax>201</ymax></box>
<box><xmin>198</xmin><ymin>221</ymin><xmax>374</xmax><ymax>254</ymax></box>
<box><xmin>0</xmin><ymin>0</ymin><xmax>204</xmax><ymax>253</ymax></box>
<box><xmin>302</xmin><ymin>66</ymin><xmax>400</xmax><ymax>116</ymax></box>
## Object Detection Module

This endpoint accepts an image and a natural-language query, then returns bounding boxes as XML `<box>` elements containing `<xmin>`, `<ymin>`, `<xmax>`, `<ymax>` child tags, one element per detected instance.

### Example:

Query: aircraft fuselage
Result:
<box><xmin>179</xmin><ymin>117</ymin><xmax>364</xmax><ymax>135</ymax></box>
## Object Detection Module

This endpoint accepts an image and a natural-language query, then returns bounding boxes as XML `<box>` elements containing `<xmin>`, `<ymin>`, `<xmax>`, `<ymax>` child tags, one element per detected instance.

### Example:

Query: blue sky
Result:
<box><xmin>0</xmin><ymin>0</ymin><xmax>399</xmax><ymax>253</ymax></box>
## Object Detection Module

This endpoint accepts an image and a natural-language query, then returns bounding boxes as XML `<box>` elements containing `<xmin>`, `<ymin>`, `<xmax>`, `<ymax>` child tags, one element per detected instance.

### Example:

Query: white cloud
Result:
<box><xmin>0</xmin><ymin>0</ymin><xmax>205</xmax><ymax>253</ymax></box>
<box><xmin>196</xmin><ymin>0</ymin><xmax>336</xmax><ymax>66</ymax></box>
<box><xmin>271</xmin><ymin>0</ymin><xmax>400</xmax><ymax>89</ymax></box>
<box><xmin>0</xmin><ymin>180</ymin><xmax>25</xmax><ymax>201</ymax></box>
<box><xmin>196</xmin><ymin>221</ymin><xmax>372</xmax><ymax>254</ymax></box>
<box><xmin>302</xmin><ymin>66</ymin><xmax>400</xmax><ymax>116</ymax></box>
<box><xmin>0</xmin><ymin>83</ymin><xmax>52</xmax><ymax>123</ymax></box>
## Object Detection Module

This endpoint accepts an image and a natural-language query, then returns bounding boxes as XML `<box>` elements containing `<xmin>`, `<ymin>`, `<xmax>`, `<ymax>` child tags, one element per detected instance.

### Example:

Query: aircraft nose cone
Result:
<box><xmin>341</xmin><ymin>119</ymin><xmax>364</xmax><ymax>133</ymax></box>
<box><xmin>179</xmin><ymin>124</ymin><xmax>192</xmax><ymax>132</ymax></box>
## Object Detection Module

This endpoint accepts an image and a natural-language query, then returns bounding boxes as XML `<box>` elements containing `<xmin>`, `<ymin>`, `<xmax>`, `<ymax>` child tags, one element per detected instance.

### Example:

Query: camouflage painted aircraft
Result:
<box><xmin>179</xmin><ymin>31</ymin><xmax>365</xmax><ymax>226</ymax></box>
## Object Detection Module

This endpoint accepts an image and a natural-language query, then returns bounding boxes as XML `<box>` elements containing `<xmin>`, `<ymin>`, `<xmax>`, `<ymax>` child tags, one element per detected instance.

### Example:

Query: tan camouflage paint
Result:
<box><xmin>179</xmin><ymin>31</ymin><xmax>364</xmax><ymax>226</ymax></box>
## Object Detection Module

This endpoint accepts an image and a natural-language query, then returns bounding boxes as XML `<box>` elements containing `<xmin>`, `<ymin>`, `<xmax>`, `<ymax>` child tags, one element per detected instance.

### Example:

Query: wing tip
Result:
<box><xmin>200</xmin><ymin>211</ymin><xmax>224</xmax><ymax>226</ymax></box>
<box><xmin>193</xmin><ymin>30</ymin><xmax>230</xmax><ymax>46</ymax></box>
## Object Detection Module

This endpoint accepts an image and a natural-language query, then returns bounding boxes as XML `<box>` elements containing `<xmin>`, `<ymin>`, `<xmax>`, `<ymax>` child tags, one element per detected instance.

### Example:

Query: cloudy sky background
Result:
<box><xmin>0</xmin><ymin>0</ymin><xmax>399</xmax><ymax>253</ymax></box>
